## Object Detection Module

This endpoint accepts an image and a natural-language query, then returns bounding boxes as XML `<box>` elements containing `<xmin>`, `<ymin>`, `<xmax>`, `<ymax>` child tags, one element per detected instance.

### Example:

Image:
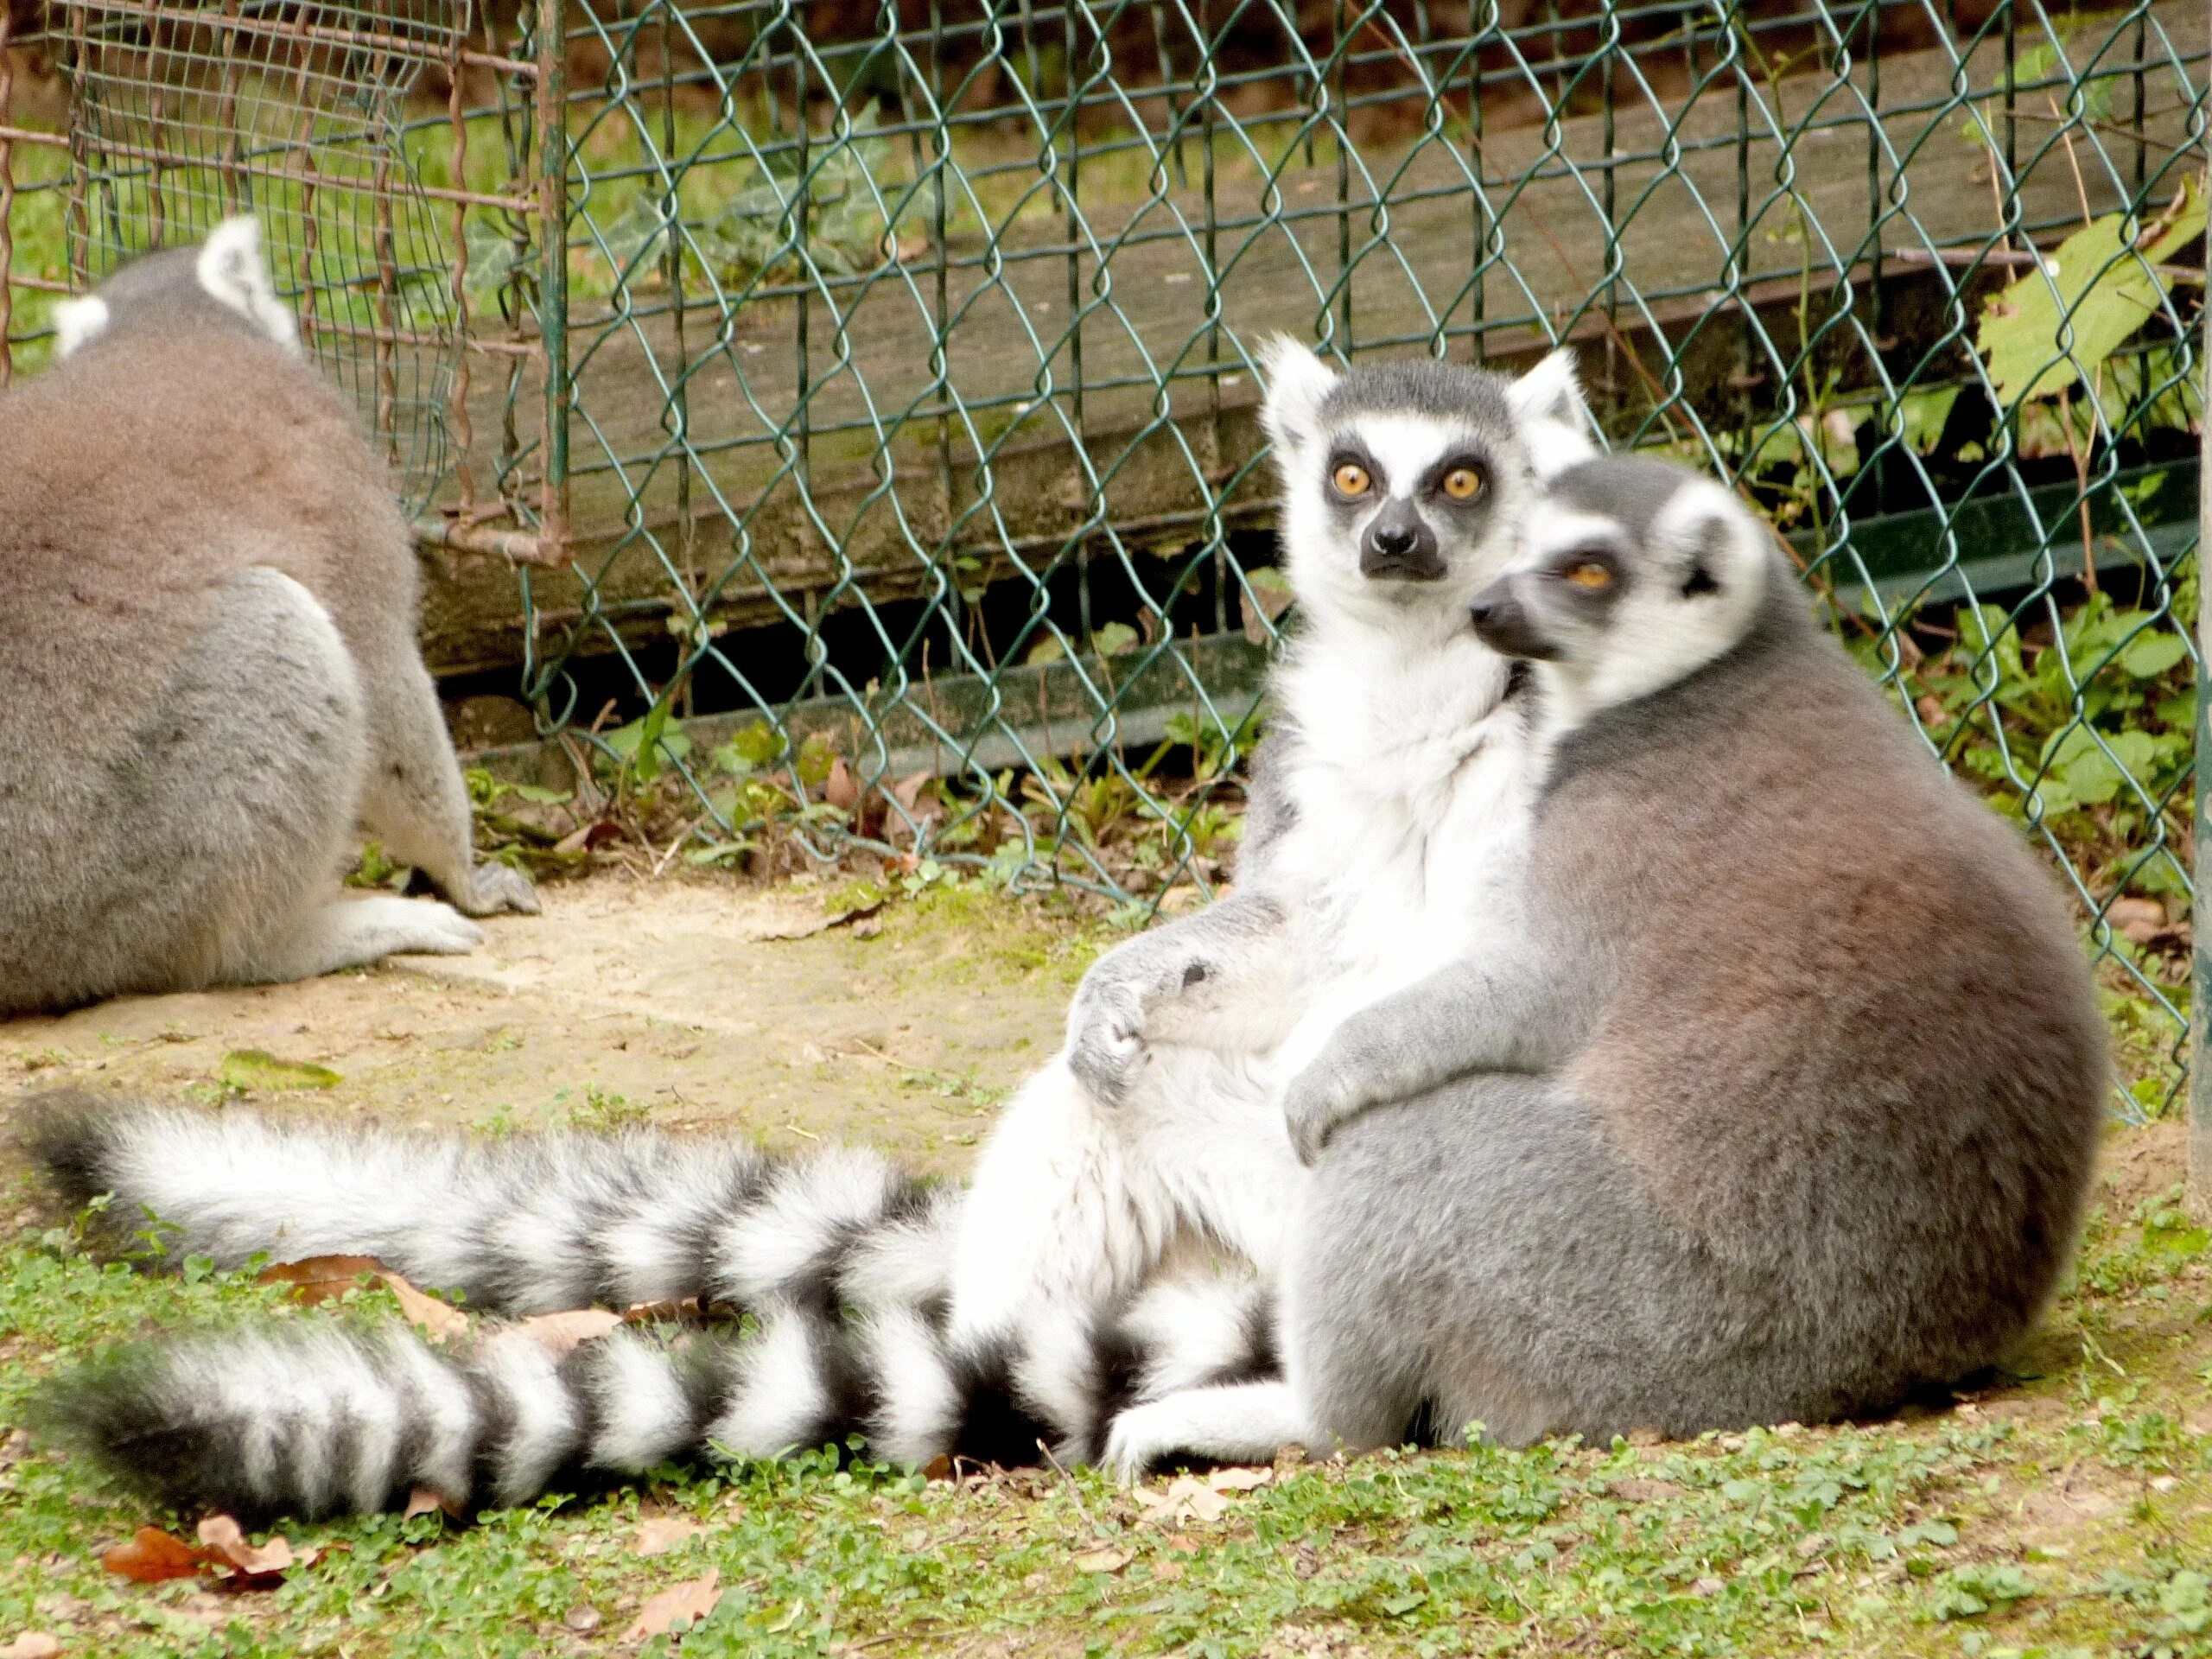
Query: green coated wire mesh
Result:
<box><xmin>1</xmin><ymin>0</ymin><xmax>2206</xmax><ymax>1110</ymax></box>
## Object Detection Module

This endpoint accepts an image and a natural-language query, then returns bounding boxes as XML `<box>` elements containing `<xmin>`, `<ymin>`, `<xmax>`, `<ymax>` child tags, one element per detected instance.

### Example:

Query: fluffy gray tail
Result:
<box><xmin>20</xmin><ymin>1090</ymin><xmax>932</xmax><ymax>1318</ymax></box>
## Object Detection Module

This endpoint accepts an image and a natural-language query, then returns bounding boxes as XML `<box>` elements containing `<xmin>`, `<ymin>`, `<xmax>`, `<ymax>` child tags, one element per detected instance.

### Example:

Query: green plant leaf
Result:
<box><xmin>216</xmin><ymin>1050</ymin><xmax>342</xmax><ymax>1092</ymax></box>
<box><xmin>1092</xmin><ymin>622</ymin><xmax>1140</xmax><ymax>658</ymax></box>
<box><xmin>2119</xmin><ymin>632</ymin><xmax>2189</xmax><ymax>680</ymax></box>
<box><xmin>1977</xmin><ymin>178</ymin><xmax>2206</xmax><ymax>408</ymax></box>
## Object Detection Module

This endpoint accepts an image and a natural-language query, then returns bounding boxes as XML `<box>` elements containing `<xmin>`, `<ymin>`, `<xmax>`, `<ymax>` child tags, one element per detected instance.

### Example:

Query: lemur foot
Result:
<box><xmin>340</xmin><ymin>894</ymin><xmax>486</xmax><ymax>957</ymax></box>
<box><xmin>456</xmin><ymin>860</ymin><xmax>540</xmax><ymax>918</ymax></box>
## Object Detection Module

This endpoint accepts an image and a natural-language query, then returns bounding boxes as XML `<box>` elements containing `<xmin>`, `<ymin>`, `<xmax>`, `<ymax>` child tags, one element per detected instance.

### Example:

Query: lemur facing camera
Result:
<box><xmin>0</xmin><ymin>218</ymin><xmax>536</xmax><ymax>1017</ymax></box>
<box><xmin>1097</xmin><ymin>454</ymin><xmax>2108</xmax><ymax>1474</ymax></box>
<box><xmin>17</xmin><ymin>339</ymin><xmax>1598</xmax><ymax>1519</ymax></box>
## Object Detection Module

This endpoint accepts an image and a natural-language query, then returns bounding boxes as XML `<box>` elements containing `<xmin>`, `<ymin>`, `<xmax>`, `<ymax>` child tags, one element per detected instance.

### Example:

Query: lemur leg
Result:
<box><xmin>0</xmin><ymin>569</ymin><xmax>479</xmax><ymax>1012</ymax></box>
<box><xmin>186</xmin><ymin>574</ymin><xmax>489</xmax><ymax>984</ymax></box>
<box><xmin>352</xmin><ymin>639</ymin><xmax>538</xmax><ymax>918</ymax></box>
<box><xmin>1102</xmin><ymin>1381</ymin><xmax>1313</xmax><ymax>1479</ymax></box>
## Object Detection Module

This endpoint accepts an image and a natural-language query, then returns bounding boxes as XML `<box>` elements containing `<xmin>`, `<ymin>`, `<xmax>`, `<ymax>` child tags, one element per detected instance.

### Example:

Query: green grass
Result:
<box><xmin>0</xmin><ymin>1131</ymin><xmax>2207</xmax><ymax>1658</ymax></box>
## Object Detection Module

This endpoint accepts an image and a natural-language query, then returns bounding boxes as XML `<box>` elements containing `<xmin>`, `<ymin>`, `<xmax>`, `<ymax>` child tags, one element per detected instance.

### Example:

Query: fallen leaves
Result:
<box><xmin>404</xmin><ymin>1487</ymin><xmax>464</xmax><ymax>1522</ymax></box>
<box><xmin>0</xmin><ymin>1635</ymin><xmax>60</xmax><ymax>1659</ymax></box>
<box><xmin>632</xmin><ymin>1514</ymin><xmax>708</xmax><ymax>1557</ymax></box>
<box><xmin>518</xmin><ymin>1307</ymin><xmax>624</xmax><ymax>1355</ymax></box>
<box><xmin>215</xmin><ymin>1049</ymin><xmax>341</xmax><ymax>1092</ymax></box>
<box><xmin>1071</xmin><ymin>1546</ymin><xmax>1133</xmax><ymax>1573</ymax></box>
<box><xmin>101</xmin><ymin>1529</ymin><xmax>205</xmax><ymax>1585</ymax></box>
<box><xmin>257</xmin><ymin>1256</ymin><xmax>468</xmax><ymax>1342</ymax></box>
<box><xmin>620</xmin><ymin>1570</ymin><xmax>721</xmax><ymax>1646</ymax></box>
<box><xmin>1132</xmin><ymin>1465</ymin><xmax>1273</xmax><ymax>1528</ymax></box>
<box><xmin>102</xmin><ymin>1517</ymin><xmax>317</xmax><ymax>1592</ymax></box>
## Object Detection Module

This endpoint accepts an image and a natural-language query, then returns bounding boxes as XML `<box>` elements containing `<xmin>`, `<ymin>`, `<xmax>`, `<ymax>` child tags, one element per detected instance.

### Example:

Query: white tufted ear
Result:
<box><xmin>1507</xmin><ymin>347</ymin><xmax>1599</xmax><ymax>480</ymax></box>
<box><xmin>1257</xmin><ymin>334</ymin><xmax>1338</xmax><ymax>458</ymax></box>
<box><xmin>51</xmin><ymin>296</ymin><xmax>111</xmax><ymax>358</ymax></box>
<box><xmin>195</xmin><ymin>216</ymin><xmax>301</xmax><ymax>353</ymax></box>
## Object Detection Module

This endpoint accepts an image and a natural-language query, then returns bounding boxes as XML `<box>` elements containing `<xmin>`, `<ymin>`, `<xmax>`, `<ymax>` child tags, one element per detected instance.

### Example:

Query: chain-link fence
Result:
<box><xmin>2</xmin><ymin>0</ymin><xmax>2206</xmax><ymax>1105</ymax></box>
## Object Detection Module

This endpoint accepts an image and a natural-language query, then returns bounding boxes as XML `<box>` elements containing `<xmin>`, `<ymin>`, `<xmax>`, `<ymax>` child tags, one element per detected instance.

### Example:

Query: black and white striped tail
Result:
<box><xmin>35</xmin><ymin>1301</ymin><xmax>974</xmax><ymax>1522</ymax></box>
<box><xmin>19</xmin><ymin>1090</ymin><xmax>936</xmax><ymax>1318</ymax></box>
<box><xmin>22</xmin><ymin>1094</ymin><xmax>1281</xmax><ymax>1516</ymax></box>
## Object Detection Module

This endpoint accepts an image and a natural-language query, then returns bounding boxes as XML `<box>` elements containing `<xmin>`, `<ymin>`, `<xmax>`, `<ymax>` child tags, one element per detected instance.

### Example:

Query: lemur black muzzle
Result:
<box><xmin>1468</xmin><ymin>580</ymin><xmax>1562</xmax><ymax>660</ymax></box>
<box><xmin>1359</xmin><ymin>500</ymin><xmax>1447</xmax><ymax>582</ymax></box>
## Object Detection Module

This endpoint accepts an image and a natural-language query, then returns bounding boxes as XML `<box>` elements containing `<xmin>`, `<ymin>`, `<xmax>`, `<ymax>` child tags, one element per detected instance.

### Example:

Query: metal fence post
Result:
<box><xmin>2196</xmin><ymin>94</ymin><xmax>2212</xmax><ymax>1215</ymax></box>
<box><xmin>2193</xmin><ymin>0</ymin><xmax>2212</xmax><ymax>1215</ymax></box>
<box><xmin>536</xmin><ymin>0</ymin><xmax>569</xmax><ymax>556</ymax></box>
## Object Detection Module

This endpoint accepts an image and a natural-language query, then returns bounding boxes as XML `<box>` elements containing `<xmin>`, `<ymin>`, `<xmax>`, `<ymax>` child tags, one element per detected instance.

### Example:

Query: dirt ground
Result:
<box><xmin>0</xmin><ymin>872</ymin><xmax>1102</xmax><ymax>1179</ymax></box>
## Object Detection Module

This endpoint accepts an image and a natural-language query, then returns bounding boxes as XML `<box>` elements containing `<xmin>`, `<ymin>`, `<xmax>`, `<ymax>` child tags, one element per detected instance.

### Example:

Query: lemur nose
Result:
<box><xmin>1370</xmin><ymin>524</ymin><xmax>1417</xmax><ymax>557</ymax></box>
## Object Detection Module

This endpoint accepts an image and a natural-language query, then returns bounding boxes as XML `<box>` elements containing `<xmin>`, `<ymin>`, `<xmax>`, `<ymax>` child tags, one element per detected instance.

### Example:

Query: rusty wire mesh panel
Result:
<box><xmin>2</xmin><ymin>0</ymin><xmax>2207</xmax><ymax>1111</ymax></box>
<box><xmin>3</xmin><ymin>0</ymin><xmax>480</xmax><ymax>505</ymax></box>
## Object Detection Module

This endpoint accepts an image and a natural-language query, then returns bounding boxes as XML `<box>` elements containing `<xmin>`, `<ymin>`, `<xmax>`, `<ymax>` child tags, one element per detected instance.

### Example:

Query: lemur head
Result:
<box><xmin>53</xmin><ymin>216</ymin><xmax>301</xmax><ymax>359</ymax></box>
<box><xmin>1259</xmin><ymin>339</ymin><xmax>1597</xmax><ymax>632</ymax></box>
<box><xmin>1468</xmin><ymin>454</ymin><xmax>1779</xmax><ymax>723</ymax></box>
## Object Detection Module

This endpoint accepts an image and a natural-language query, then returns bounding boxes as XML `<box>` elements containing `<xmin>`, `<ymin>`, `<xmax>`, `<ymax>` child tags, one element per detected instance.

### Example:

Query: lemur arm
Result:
<box><xmin>1281</xmin><ymin>941</ymin><xmax>1582</xmax><ymax>1166</ymax></box>
<box><xmin>1065</xmin><ymin>887</ymin><xmax>1304</xmax><ymax>1106</ymax></box>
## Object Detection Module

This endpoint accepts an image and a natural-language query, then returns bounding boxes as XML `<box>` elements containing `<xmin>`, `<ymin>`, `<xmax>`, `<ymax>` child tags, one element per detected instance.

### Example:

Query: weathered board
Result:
<box><xmin>407</xmin><ymin>9</ymin><xmax>2197</xmax><ymax>677</ymax></box>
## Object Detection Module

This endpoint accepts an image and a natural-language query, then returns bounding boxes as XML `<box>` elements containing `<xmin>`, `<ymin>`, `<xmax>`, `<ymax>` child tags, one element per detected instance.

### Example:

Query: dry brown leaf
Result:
<box><xmin>620</xmin><ymin>1570</ymin><xmax>721</xmax><ymax>1646</ymax></box>
<box><xmin>380</xmin><ymin>1277</ymin><xmax>471</xmax><ymax>1342</ymax></box>
<box><xmin>1133</xmin><ymin>1475</ymin><xmax>1231</xmax><ymax>1527</ymax></box>
<box><xmin>1205</xmin><ymin>1465</ymin><xmax>1273</xmax><ymax>1492</ymax></box>
<box><xmin>552</xmin><ymin>818</ymin><xmax>621</xmax><ymax>856</ymax></box>
<box><xmin>258</xmin><ymin>1256</ymin><xmax>469</xmax><ymax>1343</ymax></box>
<box><xmin>195</xmin><ymin>1516</ymin><xmax>296</xmax><ymax>1576</ymax></box>
<box><xmin>403</xmin><ymin>1487</ymin><xmax>463</xmax><ymax>1521</ymax></box>
<box><xmin>257</xmin><ymin>1255</ymin><xmax>386</xmax><ymax>1304</ymax></box>
<box><xmin>1151</xmin><ymin>1558</ymin><xmax>1186</xmax><ymax>1582</ymax></box>
<box><xmin>920</xmin><ymin>1455</ymin><xmax>955</xmax><ymax>1482</ymax></box>
<box><xmin>632</xmin><ymin>1515</ymin><xmax>709</xmax><ymax>1557</ymax></box>
<box><xmin>621</xmin><ymin>1297</ymin><xmax>709</xmax><ymax>1325</ymax></box>
<box><xmin>823</xmin><ymin>758</ymin><xmax>860</xmax><ymax>813</ymax></box>
<box><xmin>519</xmin><ymin>1308</ymin><xmax>623</xmax><ymax>1356</ymax></box>
<box><xmin>1</xmin><ymin>1633</ymin><xmax>60</xmax><ymax>1658</ymax></box>
<box><xmin>101</xmin><ymin>1527</ymin><xmax>208</xmax><ymax>1585</ymax></box>
<box><xmin>1071</xmin><ymin>1547</ymin><xmax>1131</xmax><ymax>1573</ymax></box>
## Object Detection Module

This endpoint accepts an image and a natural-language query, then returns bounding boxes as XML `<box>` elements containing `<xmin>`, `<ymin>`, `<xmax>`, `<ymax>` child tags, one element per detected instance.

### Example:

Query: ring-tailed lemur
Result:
<box><xmin>20</xmin><ymin>343</ymin><xmax>1601</xmax><ymax>1517</ymax></box>
<box><xmin>1097</xmin><ymin>454</ymin><xmax>2109</xmax><ymax>1476</ymax></box>
<box><xmin>0</xmin><ymin>218</ymin><xmax>536</xmax><ymax>1018</ymax></box>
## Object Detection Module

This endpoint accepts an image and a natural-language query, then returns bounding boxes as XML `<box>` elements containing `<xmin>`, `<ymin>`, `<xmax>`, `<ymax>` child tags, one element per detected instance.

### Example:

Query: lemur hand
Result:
<box><xmin>1065</xmin><ymin>939</ymin><xmax>1211</xmax><ymax>1107</ymax></box>
<box><xmin>1281</xmin><ymin>1045</ymin><xmax>1373</xmax><ymax>1166</ymax></box>
<box><xmin>457</xmin><ymin>860</ymin><xmax>541</xmax><ymax>918</ymax></box>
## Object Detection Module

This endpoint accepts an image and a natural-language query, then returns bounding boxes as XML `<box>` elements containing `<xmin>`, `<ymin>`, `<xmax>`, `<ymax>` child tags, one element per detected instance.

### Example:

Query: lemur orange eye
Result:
<box><xmin>1331</xmin><ymin>461</ymin><xmax>1372</xmax><ymax>498</ymax></box>
<box><xmin>1563</xmin><ymin>560</ymin><xmax>1614</xmax><ymax>590</ymax></box>
<box><xmin>1440</xmin><ymin>467</ymin><xmax>1483</xmax><ymax>500</ymax></box>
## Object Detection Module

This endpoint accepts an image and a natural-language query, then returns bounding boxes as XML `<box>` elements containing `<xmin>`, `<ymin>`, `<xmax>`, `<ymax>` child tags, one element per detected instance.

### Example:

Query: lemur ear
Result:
<box><xmin>51</xmin><ymin>296</ymin><xmax>112</xmax><ymax>358</ymax></box>
<box><xmin>1508</xmin><ymin>348</ymin><xmax>1599</xmax><ymax>480</ymax></box>
<box><xmin>196</xmin><ymin>216</ymin><xmax>302</xmax><ymax>353</ymax></box>
<box><xmin>1257</xmin><ymin>335</ymin><xmax>1338</xmax><ymax>458</ymax></box>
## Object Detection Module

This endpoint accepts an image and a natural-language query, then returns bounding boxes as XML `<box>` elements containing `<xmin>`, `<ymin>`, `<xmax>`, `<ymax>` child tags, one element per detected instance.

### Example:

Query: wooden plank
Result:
<box><xmin>415</xmin><ymin>10</ymin><xmax>2201</xmax><ymax>676</ymax></box>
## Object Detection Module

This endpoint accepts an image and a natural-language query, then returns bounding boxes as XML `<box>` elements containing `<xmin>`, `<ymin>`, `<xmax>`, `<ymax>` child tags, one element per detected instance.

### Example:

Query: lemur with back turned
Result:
<box><xmin>0</xmin><ymin>218</ymin><xmax>536</xmax><ymax>1018</ymax></box>
<box><xmin>1098</xmin><ymin>454</ymin><xmax>2109</xmax><ymax>1473</ymax></box>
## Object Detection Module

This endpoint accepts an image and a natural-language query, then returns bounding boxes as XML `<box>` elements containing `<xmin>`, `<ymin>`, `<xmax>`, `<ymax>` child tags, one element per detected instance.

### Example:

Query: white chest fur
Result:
<box><xmin>1267</xmin><ymin>621</ymin><xmax>1542</xmax><ymax>993</ymax></box>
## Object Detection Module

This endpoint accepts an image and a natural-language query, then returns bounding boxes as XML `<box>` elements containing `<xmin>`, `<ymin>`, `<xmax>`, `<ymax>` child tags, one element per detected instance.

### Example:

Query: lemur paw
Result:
<box><xmin>459</xmin><ymin>861</ymin><xmax>540</xmax><ymax>918</ymax></box>
<box><xmin>1100</xmin><ymin>1406</ymin><xmax>1168</xmax><ymax>1483</ymax></box>
<box><xmin>1065</xmin><ymin>965</ymin><xmax>1157</xmax><ymax>1106</ymax></box>
<box><xmin>1281</xmin><ymin>1061</ymin><xmax>1361</xmax><ymax>1166</ymax></box>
